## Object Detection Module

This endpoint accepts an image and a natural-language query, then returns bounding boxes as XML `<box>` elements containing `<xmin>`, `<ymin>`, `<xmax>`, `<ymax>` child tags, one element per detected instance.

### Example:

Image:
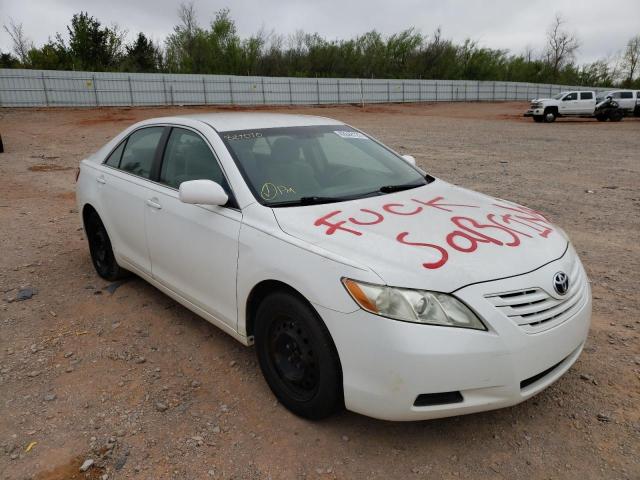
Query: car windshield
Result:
<box><xmin>553</xmin><ymin>92</ymin><xmax>568</xmax><ymax>100</ymax></box>
<box><xmin>220</xmin><ymin>125</ymin><xmax>429</xmax><ymax>207</ymax></box>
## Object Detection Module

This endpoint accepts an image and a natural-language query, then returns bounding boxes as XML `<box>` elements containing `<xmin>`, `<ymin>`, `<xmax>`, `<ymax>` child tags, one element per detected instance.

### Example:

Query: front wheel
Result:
<box><xmin>85</xmin><ymin>211</ymin><xmax>128</xmax><ymax>281</ymax></box>
<box><xmin>543</xmin><ymin>110</ymin><xmax>556</xmax><ymax>123</ymax></box>
<box><xmin>609</xmin><ymin>110</ymin><xmax>623</xmax><ymax>122</ymax></box>
<box><xmin>254</xmin><ymin>291</ymin><xmax>343</xmax><ymax>420</ymax></box>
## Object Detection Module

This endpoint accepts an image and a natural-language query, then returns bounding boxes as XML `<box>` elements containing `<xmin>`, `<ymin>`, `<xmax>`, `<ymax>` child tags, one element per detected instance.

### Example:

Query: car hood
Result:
<box><xmin>272</xmin><ymin>180</ymin><xmax>567</xmax><ymax>292</ymax></box>
<box><xmin>532</xmin><ymin>98</ymin><xmax>558</xmax><ymax>103</ymax></box>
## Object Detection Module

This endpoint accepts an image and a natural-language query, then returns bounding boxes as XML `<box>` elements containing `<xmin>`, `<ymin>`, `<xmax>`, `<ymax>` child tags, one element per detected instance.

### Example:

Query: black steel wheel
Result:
<box><xmin>85</xmin><ymin>211</ymin><xmax>127</xmax><ymax>281</ymax></box>
<box><xmin>255</xmin><ymin>291</ymin><xmax>343</xmax><ymax>419</ymax></box>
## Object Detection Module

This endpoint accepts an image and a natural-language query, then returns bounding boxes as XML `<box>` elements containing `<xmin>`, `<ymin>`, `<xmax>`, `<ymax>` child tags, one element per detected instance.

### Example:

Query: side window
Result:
<box><xmin>620</xmin><ymin>92</ymin><xmax>633</xmax><ymax>99</ymax></box>
<box><xmin>160</xmin><ymin>128</ymin><xmax>228</xmax><ymax>190</ymax></box>
<box><xmin>120</xmin><ymin>127</ymin><xmax>164</xmax><ymax>179</ymax></box>
<box><xmin>104</xmin><ymin>141</ymin><xmax>126</xmax><ymax>168</ymax></box>
<box><xmin>580</xmin><ymin>92</ymin><xmax>593</xmax><ymax>100</ymax></box>
<box><xmin>563</xmin><ymin>92</ymin><xmax>578</xmax><ymax>101</ymax></box>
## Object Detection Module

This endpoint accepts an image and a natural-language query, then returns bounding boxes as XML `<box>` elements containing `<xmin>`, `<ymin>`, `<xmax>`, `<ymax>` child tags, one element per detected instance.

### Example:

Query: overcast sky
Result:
<box><xmin>1</xmin><ymin>0</ymin><xmax>639</xmax><ymax>64</ymax></box>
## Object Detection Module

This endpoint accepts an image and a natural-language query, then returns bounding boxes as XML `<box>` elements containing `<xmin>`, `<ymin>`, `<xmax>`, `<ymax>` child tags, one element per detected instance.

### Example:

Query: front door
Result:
<box><xmin>144</xmin><ymin>126</ymin><xmax>241</xmax><ymax>329</ymax></box>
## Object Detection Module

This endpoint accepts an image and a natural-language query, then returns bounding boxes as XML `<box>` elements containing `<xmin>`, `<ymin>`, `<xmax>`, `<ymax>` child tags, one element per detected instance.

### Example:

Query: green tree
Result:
<box><xmin>122</xmin><ymin>33</ymin><xmax>161</xmax><ymax>72</ymax></box>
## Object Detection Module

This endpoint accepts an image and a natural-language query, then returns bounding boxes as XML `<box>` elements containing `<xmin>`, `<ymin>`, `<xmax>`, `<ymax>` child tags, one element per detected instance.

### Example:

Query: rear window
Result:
<box><xmin>580</xmin><ymin>92</ymin><xmax>593</xmax><ymax>100</ymax></box>
<box><xmin>620</xmin><ymin>92</ymin><xmax>633</xmax><ymax>99</ymax></box>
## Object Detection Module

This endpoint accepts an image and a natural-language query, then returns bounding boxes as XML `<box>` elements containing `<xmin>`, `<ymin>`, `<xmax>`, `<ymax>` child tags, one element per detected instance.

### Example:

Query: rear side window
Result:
<box><xmin>580</xmin><ymin>92</ymin><xmax>593</xmax><ymax>100</ymax></box>
<box><xmin>620</xmin><ymin>92</ymin><xmax>633</xmax><ymax>99</ymax></box>
<box><xmin>120</xmin><ymin>127</ymin><xmax>164</xmax><ymax>179</ymax></box>
<box><xmin>159</xmin><ymin>128</ymin><xmax>228</xmax><ymax>190</ymax></box>
<box><xmin>104</xmin><ymin>141</ymin><xmax>126</xmax><ymax>168</ymax></box>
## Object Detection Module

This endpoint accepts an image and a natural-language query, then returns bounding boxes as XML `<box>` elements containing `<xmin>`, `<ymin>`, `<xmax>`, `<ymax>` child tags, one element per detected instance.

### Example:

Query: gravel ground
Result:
<box><xmin>0</xmin><ymin>102</ymin><xmax>639</xmax><ymax>480</ymax></box>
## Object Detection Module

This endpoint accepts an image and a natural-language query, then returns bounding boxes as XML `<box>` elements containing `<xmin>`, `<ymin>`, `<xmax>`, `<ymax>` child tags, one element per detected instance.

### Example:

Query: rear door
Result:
<box><xmin>578</xmin><ymin>92</ymin><xmax>595</xmax><ymax>114</ymax></box>
<box><xmin>98</xmin><ymin>126</ymin><xmax>166</xmax><ymax>275</ymax></box>
<box><xmin>144</xmin><ymin>126</ymin><xmax>241</xmax><ymax>329</ymax></box>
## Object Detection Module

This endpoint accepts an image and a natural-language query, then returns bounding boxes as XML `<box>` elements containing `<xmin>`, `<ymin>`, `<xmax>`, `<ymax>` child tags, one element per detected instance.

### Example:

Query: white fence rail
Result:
<box><xmin>0</xmin><ymin>69</ymin><xmax>606</xmax><ymax>107</ymax></box>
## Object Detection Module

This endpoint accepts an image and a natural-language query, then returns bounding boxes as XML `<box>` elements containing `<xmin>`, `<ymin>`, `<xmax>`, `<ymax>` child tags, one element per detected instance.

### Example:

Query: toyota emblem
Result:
<box><xmin>553</xmin><ymin>272</ymin><xmax>569</xmax><ymax>296</ymax></box>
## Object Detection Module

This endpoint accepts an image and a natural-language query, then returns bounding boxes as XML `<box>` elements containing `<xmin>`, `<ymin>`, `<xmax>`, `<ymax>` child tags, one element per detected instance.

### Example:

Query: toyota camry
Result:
<box><xmin>76</xmin><ymin>113</ymin><xmax>591</xmax><ymax>421</ymax></box>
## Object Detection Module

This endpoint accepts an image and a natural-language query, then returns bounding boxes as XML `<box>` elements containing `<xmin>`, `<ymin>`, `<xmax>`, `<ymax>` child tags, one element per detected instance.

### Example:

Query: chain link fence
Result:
<box><xmin>0</xmin><ymin>68</ymin><xmax>607</xmax><ymax>107</ymax></box>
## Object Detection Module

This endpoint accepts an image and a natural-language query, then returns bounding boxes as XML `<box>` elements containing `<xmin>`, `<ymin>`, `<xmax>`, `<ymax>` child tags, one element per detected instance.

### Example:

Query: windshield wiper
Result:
<box><xmin>378</xmin><ymin>182</ymin><xmax>426</xmax><ymax>193</ymax></box>
<box><xmin>269</xmin><ymin>196</ymin><xmax>345</xmax><ymax>207</ymax></box>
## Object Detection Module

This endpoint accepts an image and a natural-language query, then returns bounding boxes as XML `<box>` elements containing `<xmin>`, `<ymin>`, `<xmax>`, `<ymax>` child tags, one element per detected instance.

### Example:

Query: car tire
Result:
<box><xmin>609</xmin><ymin>111</ymin><xmax>623</xmax><ymax>122</ymax></box>
<box><xmin>254</xmin><ymin>291</ymin><xmax>343</xmax><ymax>420</ymax></box>
<box><xmin>85</xmin><ymin>211</ymin><xmax>128</xmax><ymax>281</ymax></box>
<box><xmin>595</xmin><ymin>115</ymin><xmax>606</xmax><ymax>122</ymax></box>
<box><xmin>533</xmin><ymin>115</ymin><xmax>543</xmax><ymax>123</ymax></box>
<box><xmin>543</xmin><ymin>110</ymin><xmax>556</xmax><ymax>123</ymax></box>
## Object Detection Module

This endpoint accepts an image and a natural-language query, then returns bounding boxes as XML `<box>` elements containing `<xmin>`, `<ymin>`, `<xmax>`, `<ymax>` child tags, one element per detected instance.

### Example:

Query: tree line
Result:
<box><xmin>2</xmin><ymin>6</ymin><xmax>639</xmax><ymax>88</ymax></box>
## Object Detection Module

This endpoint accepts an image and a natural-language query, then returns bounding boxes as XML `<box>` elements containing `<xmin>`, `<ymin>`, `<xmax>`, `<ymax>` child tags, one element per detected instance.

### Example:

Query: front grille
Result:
<box><xmin>485</xmin><ymin>258</ymin><xmax>588</xmax><ymax>333</ymax></box>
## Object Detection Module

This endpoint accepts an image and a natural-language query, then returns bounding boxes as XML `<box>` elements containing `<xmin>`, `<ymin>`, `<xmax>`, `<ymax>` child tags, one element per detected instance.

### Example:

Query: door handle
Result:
<box><xmin>96</xmin><ymin>176</ymin><xmax>106</xmax><ymax>184</ymax></box>
<box><xmin>146</xmin><ymin>198</ymin><xmax>162</xmax><ymax>210</ymax></box>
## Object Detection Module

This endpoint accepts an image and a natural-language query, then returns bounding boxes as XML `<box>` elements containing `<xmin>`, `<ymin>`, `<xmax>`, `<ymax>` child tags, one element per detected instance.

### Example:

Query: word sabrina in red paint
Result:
<box><xmin>313</xmin><ymin>196</ymin><xmax>553</xmax><ymax>270</ymax></box>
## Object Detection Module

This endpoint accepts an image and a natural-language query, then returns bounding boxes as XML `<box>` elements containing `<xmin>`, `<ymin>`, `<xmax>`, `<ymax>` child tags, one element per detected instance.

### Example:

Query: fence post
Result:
<box><xmin>492</xmin><ymin>81</ymin><xmax>496</xmax><ymax>101</ymax></box>
<box><xmin>336</xmin><ymin>79</ymin><xmax>340</xmax><ymax>104</ymax></box>
<box><xmin>162</xmin><ymin>77</ymin><xmax>167</xmax><ymax>105</ymax></box>
<box><xmin>128</xmin><ymin>76</ymin><xmax>134</xmax><ymax>106</ymax></box>
<box><xmin>451</xmin><ymin>83</ymin><xmax>454</xmax><ymax>101</ymax></box>
<box><xmin>261</xmin><ymin>77</ymin><xmax>266</xmax><ymax>104</ymax></box>
<box><xmin>435</xmin><ymin>81</ymin><xmax>438</xmax><ymax>101</ymax></box>
<box><xmin>288</xmin><ymin>78</ymin><xmax>293</xmax><ymax>104</ymax></box>
<box><xmin>316</xmin><ymin>78</ymin><xmax>320</xmax><ymax>104</ymax></box>
<box><xmin>170</xmin><ymin>85</ymin><xmax>174</xmax><ymax>105</ymax></box>
<box><xmin>418</xmin><ymin>81</ymin><xmax>422</xmax><ymax>102</ymax></box>
<box><xmin>464</xmin><ymin>82</ymin><xmax>467</xmax><ymax>101</ymax></box>
<box><xmin>387</xmin><ymin>81</ymin><xmax>390</xmax><ymax>102</ymax></box>
<box><xmin>228</xmin><ymin>77</ymin><xmax>234</xmax><ymax>104</ymax></box>
<box><xmin>41</xmin><ymin>72</ymin><xmax>49</xmax><ymax>106</ymax></box>
<box><xmin>402</xmin><ymin>82</ymin><xmax>405</xmax><ymax>102</ymax></box>
<box><xmin>477</xmin><ymin>80</ymin><xmax>480</xmax><ymax>101</ymax></box>
<box><xmin>202</xmin><ymin>77</ymin><xmax>207</xmax><ymax>104</ymax></box>
<box><xmin>536</xmin><ymin>84</ymin><xmax>540</xmax><ymax>99</ymax></box>
<box><xmin>92</xmin><ymin>75</ymin><xmax>99</xmax><ymax>106</ymax></box>
<box><xmin>360</xmin><ymin>79</ymin><xmax>364</xmax><ymax>108</ymax></box>
<box><xmin>515</xmin><ymin>83</ymin><xmax>518</xmax><ymax>101</ymax></box>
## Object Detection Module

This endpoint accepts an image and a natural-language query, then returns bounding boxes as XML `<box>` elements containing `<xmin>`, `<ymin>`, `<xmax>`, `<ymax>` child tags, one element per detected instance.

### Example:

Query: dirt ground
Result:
<box><xmin>0</xmin><ymin>102</ymin><xmax>639</xmax><ymax>480</ymax></box>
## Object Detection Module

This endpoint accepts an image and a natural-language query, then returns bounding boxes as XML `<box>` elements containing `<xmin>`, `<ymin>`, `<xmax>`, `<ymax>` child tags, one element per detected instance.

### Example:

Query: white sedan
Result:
<box><xmin>76</xmin><ymin>113</ymin><xmax>591</xmax><ymax>421</ymax></box>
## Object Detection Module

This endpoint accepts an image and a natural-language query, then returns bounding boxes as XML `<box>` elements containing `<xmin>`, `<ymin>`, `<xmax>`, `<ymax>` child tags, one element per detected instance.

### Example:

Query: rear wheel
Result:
<box><xmin>85</xmin><ymin>211</ymin><xmax>127</xmax><ymax>281</ymax></box>
<box><xmin>543</xmin><ymin>110</ymin><xmax>556</xmax><ymax>123</ymax></box>
<box><xmin>254</xmin><ymin>291</ymin><xmax>343</xmax><ymax>420</ymax></box>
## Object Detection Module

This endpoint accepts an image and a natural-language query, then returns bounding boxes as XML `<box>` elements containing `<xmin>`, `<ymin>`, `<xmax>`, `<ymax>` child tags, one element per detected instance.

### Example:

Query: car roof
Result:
<box><xmin>141</xmin><ymin>112</ymin><xmax>344</xmax><ymax>132</ymax></box>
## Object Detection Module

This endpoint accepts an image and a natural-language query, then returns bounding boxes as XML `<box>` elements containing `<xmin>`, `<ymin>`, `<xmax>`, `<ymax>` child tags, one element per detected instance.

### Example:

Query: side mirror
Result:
<box><xmin>401</xmin><ymin>154</ymin><xmax>416</xmax><ymax>166</ymax></box>
<box><xmin>179</xmin><ymin>179</ymin><xmax>228</xmax><ymax>206</ymax></box>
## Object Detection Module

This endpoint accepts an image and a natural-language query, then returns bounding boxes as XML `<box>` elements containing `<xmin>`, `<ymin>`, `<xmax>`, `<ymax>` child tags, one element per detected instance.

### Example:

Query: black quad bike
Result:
<box><xmin>594</xmin><ymin>97</ymin><xmax>623</xmax><ymax>122</ymax></box>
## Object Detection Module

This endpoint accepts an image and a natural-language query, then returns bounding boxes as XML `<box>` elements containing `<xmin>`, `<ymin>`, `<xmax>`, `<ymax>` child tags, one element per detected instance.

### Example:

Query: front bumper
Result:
<box><xmin>524</xmin><ymin>108</ymin><xmax>544</xmax><ymax>117</ymax></box>
<box><xmin>319</xmin><ymin>251</ymin><xmax>591</xmax><ymax>421</ymax></box>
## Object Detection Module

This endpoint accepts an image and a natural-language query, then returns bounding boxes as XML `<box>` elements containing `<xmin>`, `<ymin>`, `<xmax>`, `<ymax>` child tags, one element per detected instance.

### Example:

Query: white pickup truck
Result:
<box><xmin>524</xmin><ymin>91</ymin><xmax>596</xmax><ymax>122</ymax></box>
<box><xmin>597</xmin><ymin>90</ymin><xmax>640</xmax><ymax>116</ymax></box>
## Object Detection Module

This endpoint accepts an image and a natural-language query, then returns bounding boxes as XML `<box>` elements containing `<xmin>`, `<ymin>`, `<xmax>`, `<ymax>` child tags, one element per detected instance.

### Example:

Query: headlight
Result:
<box><xmin>342</xmin><ymin>278</ymin><xmax>486</xmax><ymax>330</ymax></box>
